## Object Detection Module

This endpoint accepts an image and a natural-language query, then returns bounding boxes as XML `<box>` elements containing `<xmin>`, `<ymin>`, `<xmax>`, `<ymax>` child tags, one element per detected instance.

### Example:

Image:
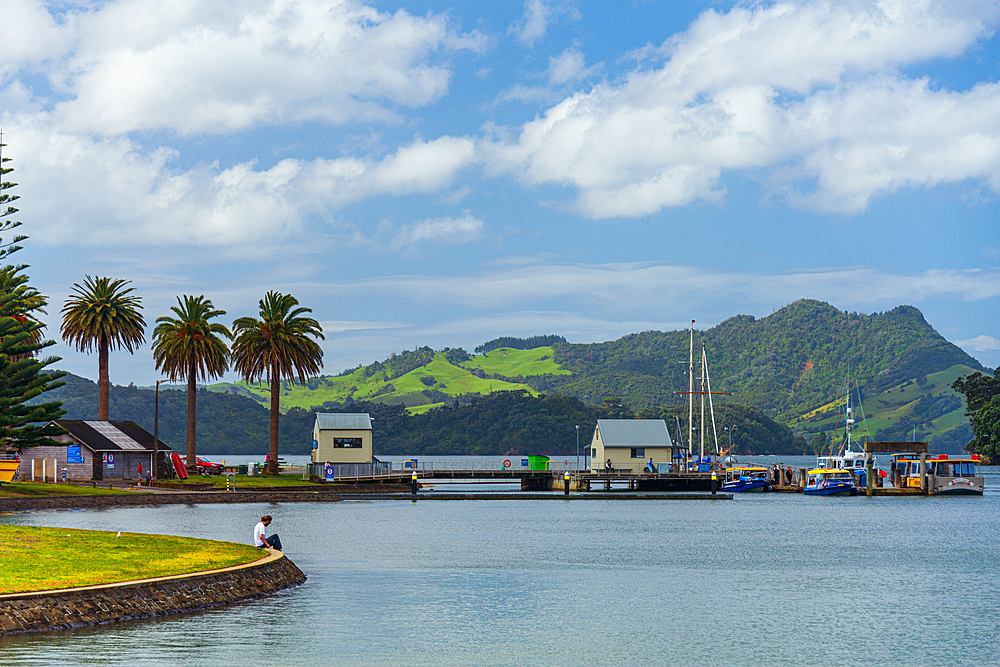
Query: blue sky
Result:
<box><xmin>2</xmin><ymin>0</ymin><xmax>999</xmax><ymax>386</ymax></box>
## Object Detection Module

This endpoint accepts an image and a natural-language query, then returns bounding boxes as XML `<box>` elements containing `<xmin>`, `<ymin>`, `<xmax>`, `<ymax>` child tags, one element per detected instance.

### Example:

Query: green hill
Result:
<box><xmin>207</xmin><ymin>299</ymin><xmax>985</xmax><ymax>453</ymax></box>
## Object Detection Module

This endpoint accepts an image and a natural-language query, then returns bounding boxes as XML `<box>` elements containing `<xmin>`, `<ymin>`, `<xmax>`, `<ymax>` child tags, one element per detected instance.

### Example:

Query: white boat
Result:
<box><xmin>892</xmin><ymin>454</ymin><xmax>984</xmax><ymax>496</ymax></box>
<box><xmin>816</xmin><ymin>379</ymin><xmax>878</xmax><ymax>487</ymax></box>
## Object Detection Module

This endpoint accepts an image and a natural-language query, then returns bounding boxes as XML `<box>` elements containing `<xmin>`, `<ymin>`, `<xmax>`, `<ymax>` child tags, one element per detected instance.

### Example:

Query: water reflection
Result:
<box><xmin>3</xmin><ymin>478</ymin><xmax>1000</xmax><ymax>666</ymax></box>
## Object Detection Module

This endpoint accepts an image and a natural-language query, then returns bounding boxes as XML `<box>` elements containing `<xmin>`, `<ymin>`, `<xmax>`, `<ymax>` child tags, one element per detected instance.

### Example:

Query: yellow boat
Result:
<box><xmin>0</xmin><ymin>458</ymin><xmax>19</xmax><ymax>483</ymax></box>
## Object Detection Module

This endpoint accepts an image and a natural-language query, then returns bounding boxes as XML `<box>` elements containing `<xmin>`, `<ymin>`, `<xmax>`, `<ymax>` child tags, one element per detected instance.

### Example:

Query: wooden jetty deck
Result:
<box><xmin>338</xmin><ymin>491</ymin><xmax>732</xmax><ymax>501</ymax></box>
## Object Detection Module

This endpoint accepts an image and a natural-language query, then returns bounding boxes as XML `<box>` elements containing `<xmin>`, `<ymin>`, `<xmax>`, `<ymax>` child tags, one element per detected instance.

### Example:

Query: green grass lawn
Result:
<box><xmin>187</xmin><ymin>474</ymin><xmax>320</xmax><ymax>488</ymax></box>
<box><xmin>0</xmin><ymin>526</ymin><xmax>263</xmax><ymax>594</ymax></box>
<box><xmin>0</xmin><ymin>482</ymin><xmax>137</xmax><ymax>497</ymax></box>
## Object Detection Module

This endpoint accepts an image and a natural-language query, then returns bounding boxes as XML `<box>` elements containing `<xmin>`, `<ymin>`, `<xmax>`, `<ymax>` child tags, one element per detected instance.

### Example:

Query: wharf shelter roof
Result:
<box><xmin>49</xmin><ymin>420</ymin><xmax>172</xmax><ymax>453</ymax></box>
<box><xmin>595</xmin><ymin>419</ymin><xmax>673</xmax><ymax>448</ymax></box>
<box><xmin>315</xmin><ymin>413</ymin><xmax>372</xmax><ymax>431</ymax></box>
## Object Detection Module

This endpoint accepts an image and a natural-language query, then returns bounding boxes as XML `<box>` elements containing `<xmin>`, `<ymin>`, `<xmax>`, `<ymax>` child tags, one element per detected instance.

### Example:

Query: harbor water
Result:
<box><xmin>2</xmin><ymin>462</ymin><xmax>999</xmax><ymax>666</ymax></box>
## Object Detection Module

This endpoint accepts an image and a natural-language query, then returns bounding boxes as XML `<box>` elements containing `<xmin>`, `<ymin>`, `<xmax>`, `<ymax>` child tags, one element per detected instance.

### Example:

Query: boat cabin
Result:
<box><xmin>891</xmin><ymin>454</ymin><xmax>984</xmax><ymax>495</ymax></box>
<box><xmin>803</xmin><ymin>468</ymin><xmax>858</xmax><ymax>496</ymax></box>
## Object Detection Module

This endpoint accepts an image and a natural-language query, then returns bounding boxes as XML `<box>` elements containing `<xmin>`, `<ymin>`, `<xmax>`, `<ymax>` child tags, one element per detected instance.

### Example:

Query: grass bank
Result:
<box><xmin>0</xmin><ymin>526</ymin><xmax>263</xmax><ymax>595</ymax></box>
<box><xmin>0</xmin><ymin>482</ymin><xmax>136</xmax><ymax>497</ymax></box>
<box><xmin>183</xmin><ymin>474</ymin><xmax>319</xmax><ymax>488</ymax></box>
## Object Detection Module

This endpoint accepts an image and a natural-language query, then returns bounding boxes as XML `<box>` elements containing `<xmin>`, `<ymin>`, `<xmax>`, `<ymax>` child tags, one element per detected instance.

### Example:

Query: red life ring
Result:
<box><xmin>503</xmin><ymin>459</ymin><xmax>511</xmax><ymax>469</ymax></box>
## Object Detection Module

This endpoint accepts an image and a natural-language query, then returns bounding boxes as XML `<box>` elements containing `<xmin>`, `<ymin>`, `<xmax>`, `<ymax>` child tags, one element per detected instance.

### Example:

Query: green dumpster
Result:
<box><xmin>237</xmin><ymin>464</ymin><xmax>248</xmax><ymax>475</ymax></box>
<box><xmin>527</xmin><ymin>455</ymin><xmax>550</xmax><ymax>471</ymax></box>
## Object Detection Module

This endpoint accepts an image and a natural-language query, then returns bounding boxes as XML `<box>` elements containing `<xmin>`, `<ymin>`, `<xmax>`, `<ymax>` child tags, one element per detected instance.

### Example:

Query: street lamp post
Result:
<box><xmin>153</xmin><ymin>380</ymin><xmax>164</xmax><ymax>481</ymax></box>
<box><xmin>724</xmin><ymin>426</ymin><xmax>737</xmax><ymax>460</ymax></box>
<box><xmin>575</xmin><ymin>425</ymin><xmax>580</xmax><ymax>472</ymax></box>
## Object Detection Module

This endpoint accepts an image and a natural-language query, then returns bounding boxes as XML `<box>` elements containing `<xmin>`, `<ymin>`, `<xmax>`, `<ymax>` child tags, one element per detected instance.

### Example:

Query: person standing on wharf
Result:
<box><xmin>254</xmin><ymin>515</ymin><xmax>282</xmax><ymax>551</ymax></box>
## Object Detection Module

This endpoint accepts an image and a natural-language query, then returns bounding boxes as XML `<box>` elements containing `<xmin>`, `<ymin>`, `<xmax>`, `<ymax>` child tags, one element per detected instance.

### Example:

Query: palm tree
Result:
<box><xmin>231</xmin><ymin>292</ymin><xmax>324</xmax><ymax>474</ymax></box>
<box><xmin>152</xmin><ymin>295</ymin><xmax>231</xmax><ymax>472</ymax></box>
<box><xmin>61</xmin><ymin>277</ymin><xmax>145</xmax><ymax>420</ymax></box>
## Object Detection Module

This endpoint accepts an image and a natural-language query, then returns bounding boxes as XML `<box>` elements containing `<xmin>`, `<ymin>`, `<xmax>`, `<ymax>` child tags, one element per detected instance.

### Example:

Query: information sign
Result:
<box><xmin>67</xmin><ymin>445</ymin><xmax>84</xmax><ymax>464</ymax></box>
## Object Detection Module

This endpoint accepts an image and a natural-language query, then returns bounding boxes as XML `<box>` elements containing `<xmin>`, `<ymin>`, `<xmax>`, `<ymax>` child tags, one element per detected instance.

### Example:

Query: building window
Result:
<box><xmin>591</xmin><ymin>448</ymin><xmax>597</xmax><ymax>457</ymax></box>
<box><xmin>334</xmin><ymin>437</ymin><xmax>362</xmax><ymax>448</ymax></box>
<box><xmin>631</xmin><ymin>448</ymin><xmax>644</xmax><ymax>458</ymax></box>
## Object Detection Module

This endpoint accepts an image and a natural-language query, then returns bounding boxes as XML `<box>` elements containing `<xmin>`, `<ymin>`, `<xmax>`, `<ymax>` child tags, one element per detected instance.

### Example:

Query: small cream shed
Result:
<box><xmin>589</xmin><ymin>419</ymin><xmax>677</xmax><ymax>472</ymax></box>
<box><xmin>311</xmin><ymin>413</ymin><xmax>373</xmax><ymax>464</ymax></box>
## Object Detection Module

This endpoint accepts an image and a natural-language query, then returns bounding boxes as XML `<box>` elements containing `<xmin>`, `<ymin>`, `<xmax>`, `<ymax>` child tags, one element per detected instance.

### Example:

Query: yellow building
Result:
<box><xmin>311</xmin><ymin>413</ymin><xmax>373</xmax><ymax>465</ymax></box>
<box><xmin>589</xmin><ymin>419</ymin><xmax>678</xmax><ymax>472</ymax></box>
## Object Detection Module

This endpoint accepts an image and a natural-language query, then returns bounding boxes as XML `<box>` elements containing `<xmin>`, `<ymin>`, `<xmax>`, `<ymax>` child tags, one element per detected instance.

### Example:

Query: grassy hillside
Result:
<box><xmin>210</xmin><ymin>349</ymin><xmax>536</xmax><ymax>411</ymax></box>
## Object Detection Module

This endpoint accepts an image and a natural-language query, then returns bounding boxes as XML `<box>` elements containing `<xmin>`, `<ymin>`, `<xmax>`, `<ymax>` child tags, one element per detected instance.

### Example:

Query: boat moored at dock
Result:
<box><xmin>0</xmin><ymin>455</ymin><xmax>18</xmax><ymax>484</ymax></box>
<box><xmin>803</xmin><ymin>468</ymin><xmax>858</xmax><ymax>496</ymax></box>
<box><xmin>892</xmin><ymin>454</ymin><xmax>984</xmax><ymax>496</ymax></box>
<box><xmin>721</xmin><ymin>466</ymin><xmax>771</xmax><ymax>493</ymax></box>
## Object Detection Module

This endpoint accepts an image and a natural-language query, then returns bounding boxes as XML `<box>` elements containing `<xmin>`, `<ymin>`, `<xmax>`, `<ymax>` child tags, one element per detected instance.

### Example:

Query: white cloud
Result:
<box><xmin>390</xmin><ymin>213</ymin><xmax>484</xmax><ymax>249</ymax></box>
<box><xmin>320</xmin><ymin>320</ymin><xmax>407</xmax><ymax>333</ymax></box>
<box><xmin>508</xmin><ymin>0</ymin><xmax>579</xmax><ymax>46</ymax></box>
<box><xmin>955</xmin><ymin>335</ymin><xmax>1000</xmax><ymax>352</ymax></box>
<box><xmin>7</xmin><ymin>0</ymin><xmax>484</xmax><ymax>136</ymax></box>
<box><xmin>546</xmin><ymin>47</ymin><xmax>597</xmax><ymax>86</ymax></box>
<box><xmin>485</xmin><ymin>0</ymin><xmax>1000</xmax><ymax>217</ymax></box>
<box><xmin>9</xmin><ymin>119</ymin><xmax>476</xmax><ymax>247</ymax></box>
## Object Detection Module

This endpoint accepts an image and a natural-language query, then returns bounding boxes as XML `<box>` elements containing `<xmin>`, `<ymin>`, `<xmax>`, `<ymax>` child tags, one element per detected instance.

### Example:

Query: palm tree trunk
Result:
<box><xmin>98</xmin><ymin>335</ymin><xmax>109</xmax><ymax>421</ymax></box>
<box><xmin>268</xmin><ymin>363</ymin><xmax>280</xmax><ymax>475</ymax></box>
<box><xmin>187</xmin><ymin>361</ymin><xmax>197</xmax><ymax>472</ymax></box>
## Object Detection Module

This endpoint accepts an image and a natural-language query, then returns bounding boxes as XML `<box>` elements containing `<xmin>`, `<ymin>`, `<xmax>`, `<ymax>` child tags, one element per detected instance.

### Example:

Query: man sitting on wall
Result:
<box><xmin>253</xmin><ymin>515</ymin><xmax>283</xmax><ymax>551</ymax></box>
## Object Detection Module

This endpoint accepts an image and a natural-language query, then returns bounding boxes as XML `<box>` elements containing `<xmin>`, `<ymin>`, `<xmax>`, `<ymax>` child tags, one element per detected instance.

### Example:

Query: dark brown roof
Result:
<box><xmin>51</xmin><ymin>420</ymin><xmax>172</xmax><ymax>453</ymax></box>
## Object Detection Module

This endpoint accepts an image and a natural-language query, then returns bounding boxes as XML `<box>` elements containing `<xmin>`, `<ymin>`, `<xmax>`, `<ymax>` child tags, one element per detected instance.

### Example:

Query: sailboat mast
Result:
<box><xmin>700</xmin><ymin>342</ymin><xmax>706</xmax><ymax>462</ymax></box>
<box><xmin>688</xmin><ymin>320</ymin><xmax>695</xmax><ymax>467</ymax></box>
<box><xmin>704</xmin><ymin>342</ymin><xmax>720</xmax><ymax>458</ymax></box>
<box><xmin>844</xmin><ymin>377</ymin><xmax>854</xmax><ymax>454</ymax></box>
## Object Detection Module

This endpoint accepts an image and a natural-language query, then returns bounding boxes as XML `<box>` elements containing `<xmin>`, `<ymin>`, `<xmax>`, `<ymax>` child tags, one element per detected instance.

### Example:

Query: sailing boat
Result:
<box><xmin>815</xmin><ymin>378</ymin><xmax>874</xmax><ymax>485</ymax></box>
<box><xmin>805</xmin><ymin>378</ymin><xmax>872</xmax><ymax>495</ymax></box>
<box><xmin>679</xmin><ymin>321</ymin><xmax>728</xmax><ymax>473</ymax></box>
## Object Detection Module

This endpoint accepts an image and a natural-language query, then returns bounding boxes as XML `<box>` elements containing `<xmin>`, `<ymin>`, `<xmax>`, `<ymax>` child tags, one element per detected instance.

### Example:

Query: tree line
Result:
<box><xmin>952</xmin><ymin>371</ymin><xmax>1000</xmax><ymax>459</ymax></box>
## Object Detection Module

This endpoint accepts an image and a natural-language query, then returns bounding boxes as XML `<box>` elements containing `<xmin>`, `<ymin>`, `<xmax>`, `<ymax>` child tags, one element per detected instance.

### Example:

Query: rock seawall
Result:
<box><xmin>0</xmin><ymin>551</ymin><xmax>305</xmax><ymax>635</ymax></box>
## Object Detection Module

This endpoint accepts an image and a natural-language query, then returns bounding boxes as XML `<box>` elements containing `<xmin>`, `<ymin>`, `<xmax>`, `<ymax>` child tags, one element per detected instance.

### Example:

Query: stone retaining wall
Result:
<box><xmin>0</xmin><ymin>551</ymin><xmax>306</xmax><ymax>635</ymax></box>
<box><xmin>0</xmin><ymin>484</ymin><xmax>410</xmax><ymax>512</ymax></box>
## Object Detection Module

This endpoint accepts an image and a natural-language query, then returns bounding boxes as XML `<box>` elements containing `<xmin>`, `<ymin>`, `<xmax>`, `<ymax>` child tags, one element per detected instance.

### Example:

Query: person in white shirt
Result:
<box><xmin>253</xmin><ymin>515</ymin><xmax>282</xmax><ymax>551</ymax></box>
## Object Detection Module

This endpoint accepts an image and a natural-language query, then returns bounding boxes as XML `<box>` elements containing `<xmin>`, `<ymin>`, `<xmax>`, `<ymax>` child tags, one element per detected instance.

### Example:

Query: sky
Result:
<box><xmin>1</xmin><ymin>0</ymin><xmax>999</xmax><ymax>387</ymax></box>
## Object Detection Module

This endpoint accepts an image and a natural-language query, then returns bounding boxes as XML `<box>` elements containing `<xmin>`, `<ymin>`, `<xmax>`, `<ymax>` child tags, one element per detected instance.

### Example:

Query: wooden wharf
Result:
<box><xmin>300</xmin><ymin>467</ymin><xmax>720</xmax><ymax>493</ymax></box>
<box><xmin>338</xmin><ymin>491</ymin><xmax>732</xmax><ymax>501</ymax></box>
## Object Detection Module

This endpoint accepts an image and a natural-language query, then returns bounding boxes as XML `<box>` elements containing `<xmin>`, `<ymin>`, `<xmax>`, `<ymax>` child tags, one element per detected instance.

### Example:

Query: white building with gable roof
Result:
<box><xmin>589</xmin><ymin>419</ymin><xmax>678</xmax><ymax>472</ymax></box>
<box><xmin>311</xmin><ymin>413</ymin><xmax>373</xmax><ymax>464</ymax></box>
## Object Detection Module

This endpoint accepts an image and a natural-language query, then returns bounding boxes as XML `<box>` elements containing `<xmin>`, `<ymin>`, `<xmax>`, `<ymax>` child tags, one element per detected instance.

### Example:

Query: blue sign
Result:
<box><xmin>67</xmin><ymin>445</ymin><xmax>84</xmax><ymax>464</ymax></box>
<box><xmin>324</xmin><ymin>464</ymin><xmax>334</xmax><ymax>481</ymax></box>
<box><xmin>312</xmin><ymin>439</ymin><xmax>318</xmax><ymax>450</ymax></box>
<box><xmin>521</xmin><ymin>458</ymin><xmax>529</xmax><ymax>467</ymax></box>
<box><xmin>103</xmin><ymin>452</ymin><xmax>115</xmax><ymax>469</ymax></box>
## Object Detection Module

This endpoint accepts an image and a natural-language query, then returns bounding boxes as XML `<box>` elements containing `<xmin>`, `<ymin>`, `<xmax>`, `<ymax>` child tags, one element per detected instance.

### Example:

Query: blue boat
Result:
<box><xmin>721</xmin><ymin>466</ymin><xmax>771</xmax><ymax>493</ymax></box>
<box><xmin>803</xmin><ymin>468</ymin><xmax>858</xmax><ymax>496</ymax></box>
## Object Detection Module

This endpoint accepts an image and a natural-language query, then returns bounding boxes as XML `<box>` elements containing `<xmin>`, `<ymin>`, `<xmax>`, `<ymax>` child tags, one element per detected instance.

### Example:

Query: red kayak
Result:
<box><xmin>171</xmin><ymin>452</ymin><xmax>189</xmax><ymax>479</ymax></box>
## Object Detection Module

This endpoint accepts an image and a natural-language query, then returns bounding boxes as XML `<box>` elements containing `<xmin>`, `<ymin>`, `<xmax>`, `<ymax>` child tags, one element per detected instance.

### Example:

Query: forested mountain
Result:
<box><xmin>544</xmin><ymin>301</ymin><xmax>982</xmax><ymax>416</ymax></box>
<box><xmin>210</xmin><ymin>300</ymin><xmax>983</xmax><ymax>452</ymax></box>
